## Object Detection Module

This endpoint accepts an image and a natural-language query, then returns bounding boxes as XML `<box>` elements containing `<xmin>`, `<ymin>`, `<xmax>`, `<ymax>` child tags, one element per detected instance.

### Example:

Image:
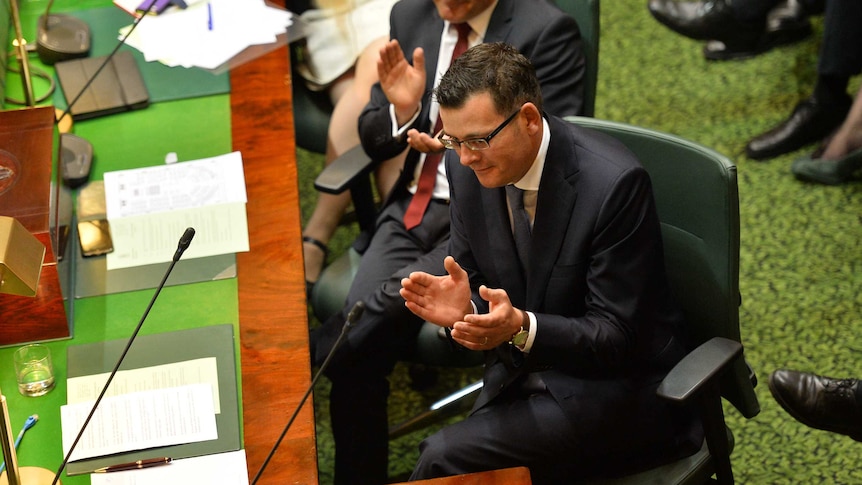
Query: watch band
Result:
<box><xmin>509</xmin><ymin>309</ymin><xmax>530</xmax><ymax>348</ymax></box>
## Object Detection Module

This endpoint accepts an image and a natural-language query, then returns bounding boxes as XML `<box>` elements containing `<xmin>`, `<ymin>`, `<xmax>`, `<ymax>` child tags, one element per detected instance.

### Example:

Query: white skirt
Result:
<box><xmin>298</xmin><ymin>0</ymin><xmax>399</xmax><ymax>87</ymax></box>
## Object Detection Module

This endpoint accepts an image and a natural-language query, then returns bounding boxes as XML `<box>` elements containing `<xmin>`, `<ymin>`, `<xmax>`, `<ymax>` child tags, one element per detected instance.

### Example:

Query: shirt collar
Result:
<box><xmin>445</xmin><ymin>0</ymin><xmax>497</xmax><ymax>40</ymax></box>
<box><xmin>513</xmin><ymin>117</ymin><xmax>549</xmax><ymax>191</ymax></box>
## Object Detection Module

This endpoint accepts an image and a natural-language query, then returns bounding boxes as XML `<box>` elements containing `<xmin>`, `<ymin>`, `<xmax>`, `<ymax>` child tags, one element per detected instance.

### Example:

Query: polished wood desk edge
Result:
<box><xmin>231</xmin><ymin>39</ymin><xmax>317</xmax><ymax>484</ymax></box>
<box><xmin>404</xmin><ymin>467</ymin><xmax>532</xmax><ymax>485</ymax></box>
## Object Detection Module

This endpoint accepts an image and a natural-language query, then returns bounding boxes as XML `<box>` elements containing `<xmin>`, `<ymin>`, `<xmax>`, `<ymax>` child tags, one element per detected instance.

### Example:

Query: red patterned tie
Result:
<box><xmin>403</xmin><ymin>23</ymin><xmax>472</xmax><ymax>230</ymax></box>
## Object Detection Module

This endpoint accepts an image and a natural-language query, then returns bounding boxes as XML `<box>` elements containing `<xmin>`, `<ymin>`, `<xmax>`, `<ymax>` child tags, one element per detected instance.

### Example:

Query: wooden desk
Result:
<box><xmin>230</xmin><ymin>35</ymin><xmax>317</xmax><ymax>484</ymax></box>
<box><xmin>0</xmin><ymin>2</ymin><xmax>316</xmax><ymax>483</ymax></box>
<box><xmin>406</xmin><ymin>467</ymin><xmax>532</xmax><ymax>485</ymax></box>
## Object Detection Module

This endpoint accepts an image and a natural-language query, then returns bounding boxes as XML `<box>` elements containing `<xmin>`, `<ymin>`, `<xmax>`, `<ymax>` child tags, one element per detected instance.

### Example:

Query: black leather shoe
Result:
<box><xmin>648</xmin><ymin>0</ymin><xmax>765</xmax><ymax>44</ymax></box>
<box><xmin>703</xmin><ymin>0</ymin><xmax>811</xmax><ymax>60</ymax></box>
<box><xmin>769</xmin><ymin>369</ymin><xmax>862</xmax><ymax>441</ymax></box>
<box><xmin>746</xmin><ymin>95</ymin><xmax>852</xmax><ymax>160</ymax></box>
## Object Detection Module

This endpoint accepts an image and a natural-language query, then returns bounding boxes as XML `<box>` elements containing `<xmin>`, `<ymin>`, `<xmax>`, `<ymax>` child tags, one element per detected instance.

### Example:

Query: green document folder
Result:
<box><xmin>64</xmin><ymin>324</ymin><xmax>241</xmax><ymax>476</ymax></box>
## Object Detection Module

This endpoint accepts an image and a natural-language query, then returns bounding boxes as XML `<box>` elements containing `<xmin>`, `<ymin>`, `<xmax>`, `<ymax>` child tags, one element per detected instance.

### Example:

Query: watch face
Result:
<box><xmin>512</xmin><ymin>330</ymin><xmax>528</xmax><ymax>347</ymax></box>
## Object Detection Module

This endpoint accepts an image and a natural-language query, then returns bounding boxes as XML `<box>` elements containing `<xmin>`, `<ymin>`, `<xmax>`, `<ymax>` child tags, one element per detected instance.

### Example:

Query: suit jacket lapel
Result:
<box><xmin>484</xmin><ymin>0</ymin><xmax>514</xmax><ymax>43</ymax></box>
<box><xmin>528</xmin><ymin>119</ymin><xmax>579</xmax><ymax>308</ymax></box>
<box><xmin>421</xmin><ymin>14</ymin><xmax>444</xmax><ymax>90</ymax></box>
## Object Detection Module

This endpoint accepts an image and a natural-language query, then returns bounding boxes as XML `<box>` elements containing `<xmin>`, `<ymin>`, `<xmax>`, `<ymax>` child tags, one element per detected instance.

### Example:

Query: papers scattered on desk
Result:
<box><xmin>90</xmin><ymin>450</ymin><xmax>249</xmax><ymax>485</ymax></box>
<box><xmin>67</xmin><ymin>357</ymin><xmax>222</xmax><ymax>413</ymax></box>
<box><xmin>103</xmin><ymin>151</ymin><xmax>249</xmax><ymax>270</ymax></box>
<box><xmin>116</xmin><ymin>0</ymin><xmax>293</xmax><ymax>70</ymax></box>
<box><xmin>61</xmin><ymin>383</ymin><xmax>218</xmax><ymax>462</ymax></box>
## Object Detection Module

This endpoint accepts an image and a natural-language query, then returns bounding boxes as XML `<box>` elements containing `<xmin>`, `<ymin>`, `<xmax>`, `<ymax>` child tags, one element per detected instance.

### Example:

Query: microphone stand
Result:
<box><xmin>50</xmin><ymin>228</ymin><xmax>195</xmax><ymax>485</ymax></box>
<box><xmin>10</xmin><ymin>0</ymin><xmax>35</xmax><ymax>106</ymax></box>
<box><xmin>250</xmin><ymin>301</ymin><xmax>365</xmax><ymax>485</ymax></box>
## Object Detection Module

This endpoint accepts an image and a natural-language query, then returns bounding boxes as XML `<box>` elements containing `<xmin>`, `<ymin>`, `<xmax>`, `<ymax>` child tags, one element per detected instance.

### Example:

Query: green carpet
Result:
<box><xmin>298</xmin><ymin>2</ymin><xmax>862</xmax><ymax>483</ymax></box>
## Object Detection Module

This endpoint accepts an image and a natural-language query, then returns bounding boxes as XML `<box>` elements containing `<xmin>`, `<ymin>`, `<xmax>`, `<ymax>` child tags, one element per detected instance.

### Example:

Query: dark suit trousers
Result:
<box><xmin>310</xmin><ymin>196</ymin><xmax>450</xmax><ymax>485</ymax></box>
<box><xmin>818</xmin><ymin>0</ymin><xmax>862</xmax><ymax>77</ymax></box>
<box><xmin>410</xmin><ymin>373</ymin><xmax>701</xmax><ymax>485</ymax></box>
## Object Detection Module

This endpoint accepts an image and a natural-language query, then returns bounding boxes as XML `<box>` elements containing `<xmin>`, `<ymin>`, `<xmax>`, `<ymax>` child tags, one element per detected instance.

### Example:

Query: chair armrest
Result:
<box><xmin>313</xmin><ymin>144</ymin><xmax>374</xmax><ymax>194</ymax></box>
<box><xmin>657</xmin><ymin>337</ymin><xmax>743</xmax><ymax>403</ymax></box>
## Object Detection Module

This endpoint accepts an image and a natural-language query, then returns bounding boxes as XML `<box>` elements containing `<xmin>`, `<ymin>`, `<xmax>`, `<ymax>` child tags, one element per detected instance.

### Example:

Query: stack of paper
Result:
<box><xmin>117</xmin><ymin>0</ymin><xmax>293</xmax><ymax>70</ymax></box>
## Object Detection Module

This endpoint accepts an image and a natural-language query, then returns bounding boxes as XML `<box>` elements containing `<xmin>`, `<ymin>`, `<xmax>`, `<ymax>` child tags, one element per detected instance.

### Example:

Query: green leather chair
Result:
<box><xmin>566</xmin><ymin>116</ymin><xmax>760</xmax><ymax>484</ymax></box>
<box><xmin>386</xmin><ymin>117</ymin><xmax>763</xmax><ymax>474</ymax></box>
<box><xmin>306</xmin><ymin>0</ymin><xmax>602</xmax><ymax>439</ymax></box>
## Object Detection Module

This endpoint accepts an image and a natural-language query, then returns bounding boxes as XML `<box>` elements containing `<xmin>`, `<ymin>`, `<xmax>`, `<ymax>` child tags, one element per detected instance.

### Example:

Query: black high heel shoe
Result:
<box><xmin>302</xmin><ymin>236</ymin><xmax>329</xmax><ymax>299</ymax></box>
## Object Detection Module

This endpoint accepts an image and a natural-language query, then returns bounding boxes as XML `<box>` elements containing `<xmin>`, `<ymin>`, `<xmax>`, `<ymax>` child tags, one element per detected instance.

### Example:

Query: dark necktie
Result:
<box><xmin>403</xmin><ymin>23</ymin><xmax>472</xmax><ymax>230</ymax></box>
<box><xmin>506</xmin><ymin>185</ymin><xmax>532</xmax><ymax>273</ymax></box>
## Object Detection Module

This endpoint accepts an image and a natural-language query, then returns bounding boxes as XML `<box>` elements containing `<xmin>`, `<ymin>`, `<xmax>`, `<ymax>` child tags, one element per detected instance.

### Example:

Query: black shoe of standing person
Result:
<box><xmin>703</xmin><ymin>0</ymin><xmax>812</xmax><ymax>60</ymax></box>
<box><xmin>768</xmin><ymin>369</ymin><xmax>862</xmax><ymax>441</ymax></box>
<box><xmin>648</xmin><ymin>0</ymin><xmax>765</xmax><ymax>45</ymax></box>
<box><xmin>745</xmin><ymin>95</ymin><xmax>852</xmax><ymax>160</ymax></box>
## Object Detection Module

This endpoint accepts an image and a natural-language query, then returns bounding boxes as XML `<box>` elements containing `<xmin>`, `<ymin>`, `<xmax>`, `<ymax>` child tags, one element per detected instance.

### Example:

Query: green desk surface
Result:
<box><xmin>2</xmin><ymin>2</ymin><xmax>240</xmax><ymax>479</ymax></box>
<box><xmin>74</xmin><ymin>94</ymin><xmax>232</xmax><ymax>178</ymax></box>
<box><xmin>1</xmin><ymin>279</ymin><xmax>241</xmax><ymax>484</ymax></box>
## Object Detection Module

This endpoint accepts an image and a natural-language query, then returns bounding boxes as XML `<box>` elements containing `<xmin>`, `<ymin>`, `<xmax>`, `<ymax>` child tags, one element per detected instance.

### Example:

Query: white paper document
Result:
<box><xmin>61</xmin><ymin>384</ymin><xmax>218</xmax><ymax>462</ymax></box>
<box><xmin>103</xmin><ymin>151</ymin><xmax>249</xmax><ymax>270</ymax></box>
<box><xmin>90</xmin><ymin>449</ymin><xmax>249</xmax><ymax>485</ymax></box>
<box><xmin>67</xmin><ymin>358</ymin><xmax>222</xmax><ymax>413</ymax></box>
<box><xmin>117</xmin><ymin>0</ymin><xmax>293</xmax><ymax>70</ymax></box>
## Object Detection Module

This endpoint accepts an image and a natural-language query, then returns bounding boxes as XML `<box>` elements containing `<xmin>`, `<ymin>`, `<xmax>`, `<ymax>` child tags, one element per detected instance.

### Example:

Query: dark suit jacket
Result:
<box><xmin>446</xmin><ymin>115</ymin><xmax>701</xmax><ymax>473</ymax></box>
<box><xmin>358</xmin><ymin>0</ymin><xmax>586</xmax><ymax>209</ymax></box>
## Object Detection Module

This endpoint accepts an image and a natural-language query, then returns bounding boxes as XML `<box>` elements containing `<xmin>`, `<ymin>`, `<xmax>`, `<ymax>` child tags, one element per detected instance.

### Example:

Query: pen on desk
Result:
<box><xmin>93</xmin><ymin>457</ymin><xmax>172</xmax><ymax>473</ymax></box>
<box><xmin>207</xmin><ymin>2</ymin><xmax>213</xmax><ymax>31</ymax></box>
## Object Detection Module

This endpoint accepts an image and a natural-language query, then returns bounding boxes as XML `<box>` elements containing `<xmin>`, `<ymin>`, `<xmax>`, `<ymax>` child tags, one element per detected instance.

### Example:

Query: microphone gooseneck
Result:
<box><xmin>251</xmin><ymin>301</ymin><xmax>366</xmax><ymax>485</ymax></box>
<box><xmin>41</xmin><ymin>0</ymin><xmax>55</xmax><ymax>31</ymax></box>
<box><xmin>52</xmin><ymin>228</ymin><xmax>195</xmax><ymax>485</ymax></box>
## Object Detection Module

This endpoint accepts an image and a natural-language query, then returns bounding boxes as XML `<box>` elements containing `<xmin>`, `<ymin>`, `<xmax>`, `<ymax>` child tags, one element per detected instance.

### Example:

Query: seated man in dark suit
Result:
<box><xmin>309</xmin><ymin>1</ymin><xmax>586</xmax><ymax>483</ymax></box>
<box><xmin>400</xmin><ymin>42</ymin><xmax>702</xmax><ymax>483</ymax></box>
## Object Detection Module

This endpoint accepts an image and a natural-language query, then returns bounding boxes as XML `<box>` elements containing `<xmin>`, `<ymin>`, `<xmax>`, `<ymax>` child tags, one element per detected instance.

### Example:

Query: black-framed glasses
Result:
<box><xmin>438</xmin><ymin>107</ymin><xmax>522</xmax><ymax>151</ymax></box>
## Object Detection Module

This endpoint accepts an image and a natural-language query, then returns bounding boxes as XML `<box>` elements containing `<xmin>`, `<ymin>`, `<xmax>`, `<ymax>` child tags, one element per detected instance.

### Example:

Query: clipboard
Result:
<box><xmin>64</xmin><ymin>324</ymin><xmax>241</xmax><ymax>476</ymax></box>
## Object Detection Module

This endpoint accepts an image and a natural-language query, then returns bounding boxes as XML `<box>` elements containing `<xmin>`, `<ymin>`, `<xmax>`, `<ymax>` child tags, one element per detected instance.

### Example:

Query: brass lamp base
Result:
<box><xmin>0</xmin><ymin>466</ymin><xmax>58</xmax><ymax>485</ymax></box>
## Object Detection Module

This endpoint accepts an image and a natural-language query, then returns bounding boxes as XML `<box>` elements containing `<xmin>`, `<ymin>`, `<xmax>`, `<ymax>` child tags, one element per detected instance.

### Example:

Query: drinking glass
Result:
<box><xmin>13</xmin><ymin>344</ymin><xmax>55</xmax><ymax>397</ymax></box>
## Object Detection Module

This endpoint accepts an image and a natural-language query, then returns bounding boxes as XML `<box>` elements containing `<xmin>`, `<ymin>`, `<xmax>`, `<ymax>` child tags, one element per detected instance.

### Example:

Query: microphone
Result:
<box><xmin>250</xmin><ymin>301</ymin><xmax>366</xmax><ymax>485</ymax></box>
<box><xmin>173</xmin><ymin>227</ymin><xmax>195</xmax><ymax>262</ymax></box>
<box><xmin>52</xmin><ymin>228</ymin><xmax>196</xmax><ymax>485</ymax></box>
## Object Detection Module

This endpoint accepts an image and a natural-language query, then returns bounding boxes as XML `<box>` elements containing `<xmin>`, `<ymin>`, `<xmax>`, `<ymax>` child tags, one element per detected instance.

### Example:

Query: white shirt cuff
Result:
<box><xmin>389</xmin><ymin>102</ymin><xmax>422</xmax><ymax>137</ymax></box>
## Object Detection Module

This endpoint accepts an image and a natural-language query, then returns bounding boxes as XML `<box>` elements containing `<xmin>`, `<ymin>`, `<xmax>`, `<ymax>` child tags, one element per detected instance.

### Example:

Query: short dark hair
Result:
<box><xmin>435</xmin><ymin>42</ymin><xmax>543</xmax><ymax>115</ymax></box>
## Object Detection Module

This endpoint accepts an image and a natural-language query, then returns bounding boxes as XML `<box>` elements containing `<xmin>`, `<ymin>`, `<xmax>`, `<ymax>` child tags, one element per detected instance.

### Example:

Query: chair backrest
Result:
<box><xmin>553</xmin><ymin>0</ymin><xmax>600</xmax><ymax>117</ymax></box>
<box><xmin>290</xmin><ymin>42</ymin><xmax>333</xmax><ymax>155</ymax></box>
<box><xmin>565</xmin><ymin>116</ymin><xmax>759</xmax><ymax>420</ymax></box>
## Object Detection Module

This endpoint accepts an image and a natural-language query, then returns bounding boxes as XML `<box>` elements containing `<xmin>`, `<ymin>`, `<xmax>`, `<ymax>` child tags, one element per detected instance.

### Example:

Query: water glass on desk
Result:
<box><xmin>13</xmin><ymin>344</ymin><xmax>55</xmax><ymax>397</ymax></box>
